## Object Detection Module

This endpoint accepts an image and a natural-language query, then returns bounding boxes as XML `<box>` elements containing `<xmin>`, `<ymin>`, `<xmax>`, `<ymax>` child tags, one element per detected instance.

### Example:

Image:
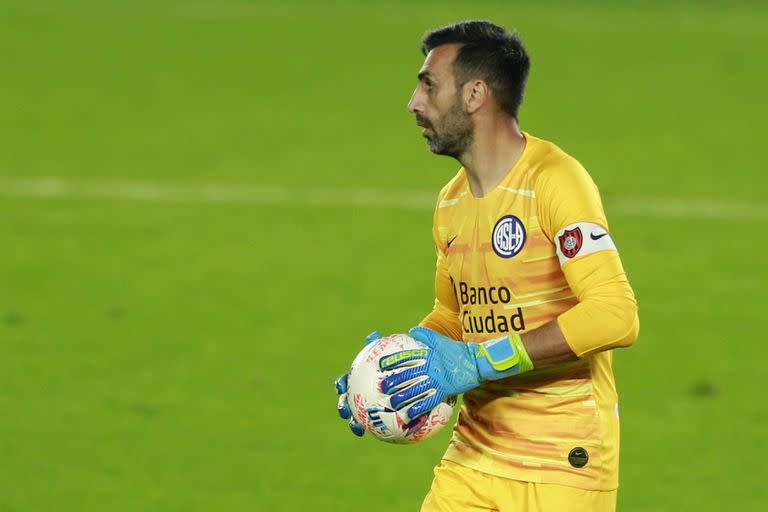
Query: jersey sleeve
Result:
<box><xmin>536</xmin><ymin>158</ymin><xmax>639</xmax><ymax>357</ymax></box>
<box><xmin>419</xmin><ymin>204</ymin><xmax>464</xmax><ymax>341</ymax></box>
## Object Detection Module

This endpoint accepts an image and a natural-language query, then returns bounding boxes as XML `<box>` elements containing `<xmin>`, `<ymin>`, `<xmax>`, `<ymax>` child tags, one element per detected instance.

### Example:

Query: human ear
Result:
<box><xmin>464</xmin><ymin>80</ymin><xmax>488</xmax><ymax>114</ymax></box>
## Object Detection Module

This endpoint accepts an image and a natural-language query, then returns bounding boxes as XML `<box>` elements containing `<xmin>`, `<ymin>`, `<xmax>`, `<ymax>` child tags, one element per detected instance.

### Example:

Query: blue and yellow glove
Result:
<box><xmin>380</xmin><ymin>326</ymin><xmax>534</xmax><ymax>421</ymax></box>
<box><xmin>335</xmin><ymin>331</ymin><xmax>381</xmax><ymax>437</ymax></box>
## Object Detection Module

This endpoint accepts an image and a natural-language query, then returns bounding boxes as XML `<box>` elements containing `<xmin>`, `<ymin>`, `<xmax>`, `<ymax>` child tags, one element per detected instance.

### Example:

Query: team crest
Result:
<box><xmin>492</xmin><ymin>215</ymin><xmax>526</xmax><ymax>258</ymax></box>
<box><xmin>559</xmin><ymin>227</ymin><xmax>583</xmax><ymax>259</ymax></box>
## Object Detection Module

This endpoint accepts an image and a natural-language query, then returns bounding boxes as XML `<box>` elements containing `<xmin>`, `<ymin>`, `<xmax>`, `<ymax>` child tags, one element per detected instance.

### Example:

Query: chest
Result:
<box><xmin>440</xmin><ymin>189</ymin><xmax>561</xmax><ymax>294</ymax></box>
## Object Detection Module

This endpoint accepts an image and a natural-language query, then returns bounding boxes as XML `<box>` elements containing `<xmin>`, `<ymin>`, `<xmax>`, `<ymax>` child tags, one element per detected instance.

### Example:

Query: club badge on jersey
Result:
<box><xmin>492</xmin><ymin>215</ymin><xmax>526</xmax><ymax>258</ymax></box>
<box><xmin>555</xmin><ymin>222</ymin><xmax>617</xmax><ymax>265</ymax></box>
<box><xmin>559</xmin><ymin>228</ymin><xmax>583</xmax><ymax>258</ymax></box>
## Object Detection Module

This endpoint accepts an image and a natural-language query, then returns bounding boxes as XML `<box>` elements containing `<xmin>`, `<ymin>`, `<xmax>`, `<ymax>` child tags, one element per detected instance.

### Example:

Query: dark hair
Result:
<box><xmin>422</xmin><ymin>21</ymin><xmax>530</xmax><ymax>119</ymax></box>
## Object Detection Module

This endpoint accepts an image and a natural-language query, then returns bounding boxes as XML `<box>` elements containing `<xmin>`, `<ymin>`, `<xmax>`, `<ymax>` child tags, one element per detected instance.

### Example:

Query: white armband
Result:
<box><xmin>555</xmin><ymin>222</ymin><xmax>617</xmax><ymax>266</ymax></box>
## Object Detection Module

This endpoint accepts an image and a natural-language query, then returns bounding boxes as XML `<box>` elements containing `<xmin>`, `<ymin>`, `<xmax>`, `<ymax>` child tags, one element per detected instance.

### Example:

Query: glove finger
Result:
<box><xmin>405</xmin><ymin>392</ymin><xmax>443</xmax><ymax>422</ymax></box>
<box><xmin>349</xmin><ymin>418</ymin><xmax>365</xmax><ymax>437</ymax></box>
<box><xmin>408</xmin><ymin>326</ymin><xmax>440</xmax><ymax>348</ymax></box>
<box><xmin>389</xmin><ymin>378</ymin><xmax>436</xmax><ymax>411</ymax></box>
<box><xmin>365</xmin><ymin>331</ymin><xmax>382</xmax><ymax>345</ymax></box>
<box><xmin>380</xmin><ymin>366</ymin><xmax>427</xmax><ymax>395</ymax></box>
<box><xmin>337</xmin><ymin>393</ymin><xmax>352</xmax><ymax>420</ymax></box>
<box><xmin>334</xmin><ymin>372</ymin><xmax>349</xmax><ymax>394</ymax></box>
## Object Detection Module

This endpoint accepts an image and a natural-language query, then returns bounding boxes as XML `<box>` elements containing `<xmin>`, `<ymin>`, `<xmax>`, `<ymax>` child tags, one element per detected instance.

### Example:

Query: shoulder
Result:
<box><xmin>524</xmin><ymin>134</ymin><xmax>608</xmax><ymax>236</ymax></box>
<box><xmin>525</xmin><ymin>134</ymin><xmax>594</xmax><ymax>190</ymax></box>
<box><xmin>435</xmin><ymin>168</ymin><xmax>467</xmax><ymax>208</ymax></box>
<box><xmin>431</xmin><ymin>169</ymin><xmax>466</xmax><ymax>245</ymax></box>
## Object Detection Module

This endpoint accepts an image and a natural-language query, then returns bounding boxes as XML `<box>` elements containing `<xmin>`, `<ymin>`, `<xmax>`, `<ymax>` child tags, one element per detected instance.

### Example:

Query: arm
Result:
<box><xmin>527</xmin><ymin>158</ymin><xmax>639</xmax><ymax>362</ymax></box>
<box><xmin>520</xmin><ymin>320</ymin><xmax>574</xmax><ymax>368</ymax></box>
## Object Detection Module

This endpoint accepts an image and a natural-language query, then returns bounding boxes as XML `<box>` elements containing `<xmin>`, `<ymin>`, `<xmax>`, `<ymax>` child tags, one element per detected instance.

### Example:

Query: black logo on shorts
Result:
<box><xmin>568</xmin><ymin>447</ymin><xmax>589</xmax><ymax>468</ymax></box>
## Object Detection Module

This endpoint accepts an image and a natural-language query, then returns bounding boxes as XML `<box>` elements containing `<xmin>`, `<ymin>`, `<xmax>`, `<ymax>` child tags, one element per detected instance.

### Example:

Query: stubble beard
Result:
<box><xmin>426</xmin><ymin>101</ymin><xmax>473</xmax><ymax>160</ymax></box>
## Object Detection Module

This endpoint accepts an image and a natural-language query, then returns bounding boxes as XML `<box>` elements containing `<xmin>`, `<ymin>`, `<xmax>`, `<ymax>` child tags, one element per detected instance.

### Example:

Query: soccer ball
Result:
<box><xmin>347</xmin><ymin>333</ymin><xmax>456</xmax><ymax>444</ymax></box>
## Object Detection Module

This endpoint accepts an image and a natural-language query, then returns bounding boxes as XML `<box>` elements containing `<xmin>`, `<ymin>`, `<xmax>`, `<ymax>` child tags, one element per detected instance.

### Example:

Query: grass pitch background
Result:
<box><xmin>1</xmin><ymin>1</ymin><xmax>766</xmax><ymax>510</ymax></box>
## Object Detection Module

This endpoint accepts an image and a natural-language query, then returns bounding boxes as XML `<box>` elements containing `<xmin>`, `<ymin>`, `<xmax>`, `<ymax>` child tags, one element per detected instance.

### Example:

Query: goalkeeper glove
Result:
<box><xmin>380</xmin><ymin>326</ymin><xmax>534</xmax><ymax>421</ymax></box>
<box><xmin>334</xmin><ymin>331</ymin><xmax>381</xmax><ymax>437</ymax></box>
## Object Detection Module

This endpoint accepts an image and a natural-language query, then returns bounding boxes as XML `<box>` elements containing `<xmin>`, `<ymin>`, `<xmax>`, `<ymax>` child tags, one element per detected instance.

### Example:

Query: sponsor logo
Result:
<box><xmin>492</xmin><ymin>215</ymin><xmax>526</xmax><ymax>258</ymax></box>
<box><xmin>462</xmin><ymin>308</ymin><xmax>525</xmax><ymax>334</ymax></box>
<box><xmin>365</xmin><ymin>335</ymin><xmax>408</xmax><ymax>364</ymax></box>
<box><xmin>568</xmin><ymin>447</ymin><xmax>589</xmax><ymax>468</ymax></box>
<box><xmin>590</xmin><ymin>231</ymin><xmax>608</xmax><ymax>241</ymax></box>
<box><xmin>453</xmin><ymin>281</ymin><xmax>526</xmax><ymax>334</ymax></box>
<box><xmin>379</xmin><ymin>349</ymin><xmax>429</xmax><ymax>370</ymax></box>
<box><xmin>446</xmin><ymin>235</ymin><xmax>458</xmax><ymax>249</ymax></box>
<box><xmin>558</xmin><ymin>227</ymin><xmax>583</xmax><ymax>259</ymax></box>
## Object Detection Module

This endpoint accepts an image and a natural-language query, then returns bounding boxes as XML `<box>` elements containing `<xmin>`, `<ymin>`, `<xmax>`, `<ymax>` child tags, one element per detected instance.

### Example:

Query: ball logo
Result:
<box><xmin>492</xmin><ymin>215</ymin><xmax>526</xmax><ymax>258</ymax></box>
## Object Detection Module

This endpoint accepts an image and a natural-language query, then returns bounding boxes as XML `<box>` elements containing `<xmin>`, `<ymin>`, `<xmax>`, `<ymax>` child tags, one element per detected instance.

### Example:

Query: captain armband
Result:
<box><xmin>555</xmin><ymin>222</ymin><xmax>617</xmax><ymax>266</ymax></box>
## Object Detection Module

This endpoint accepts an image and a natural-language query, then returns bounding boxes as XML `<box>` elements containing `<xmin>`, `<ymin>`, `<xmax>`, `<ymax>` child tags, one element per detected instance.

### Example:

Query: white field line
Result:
<box><xmin>0</xmin><ymin>176</ymin><xmax>434</xmax><ymax>210</ymax></box>
<box><xmin>1</xmin><ymin>176</ymin><xmax>767</xmax><ymax>221</ymax></box>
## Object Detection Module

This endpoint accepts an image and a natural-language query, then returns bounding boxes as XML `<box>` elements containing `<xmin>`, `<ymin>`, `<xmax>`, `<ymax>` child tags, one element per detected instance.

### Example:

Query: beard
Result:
<box><xmin>424</xmin><ymin>100</ymin><xmax>473</xmax><ymax>159</ymax></box>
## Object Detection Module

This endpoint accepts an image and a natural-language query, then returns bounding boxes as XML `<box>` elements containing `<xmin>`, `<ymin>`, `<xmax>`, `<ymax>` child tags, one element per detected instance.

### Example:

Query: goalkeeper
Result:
<box><xmin>336</xmin><ymin>20</ymin><xmax>638</xmax><ymax>512</ymax></box>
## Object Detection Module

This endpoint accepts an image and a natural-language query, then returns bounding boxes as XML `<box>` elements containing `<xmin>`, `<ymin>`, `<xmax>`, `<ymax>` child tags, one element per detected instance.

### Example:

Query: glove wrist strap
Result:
<box><xmin>474</xmin><ymin>334</ymin><xmax>534</xmax><ymax>381</ymax></box>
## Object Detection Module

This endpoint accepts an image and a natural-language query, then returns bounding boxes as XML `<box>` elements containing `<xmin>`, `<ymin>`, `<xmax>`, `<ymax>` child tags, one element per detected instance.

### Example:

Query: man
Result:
<box><xmin>336</xmin><ymin>20</ymin><xmax>638</xmax><ymax>511</ymax></box>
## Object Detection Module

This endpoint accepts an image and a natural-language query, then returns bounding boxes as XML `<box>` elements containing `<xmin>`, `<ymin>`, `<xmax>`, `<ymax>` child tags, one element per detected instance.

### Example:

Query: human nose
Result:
<box><xmin>407</xmin><ymin>88</ymin><xmax>423</xmax><ymax>114</ymax></box>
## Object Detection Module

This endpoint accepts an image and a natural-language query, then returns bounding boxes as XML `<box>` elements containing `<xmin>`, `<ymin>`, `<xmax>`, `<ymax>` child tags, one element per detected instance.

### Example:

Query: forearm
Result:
<box><xmin>480</xmin><ymin>299</ymin><xmax>633</xmax><ymax>376</ymax></box>
<box><xmin>557</xmin><ymin>251</ymin><xmax>639</xmax><ymax>357</ymax></box>
<box><xmin>520</xmin><ymin>320</ymin><xmax>578</xmax><ymax>368</ymax></box>
<box><xmin>558</xmin><ymin>296</ymin><xmax>639</xmax><ymax>357</ymax></box>
<box><xmin>514</xmin><ymin>252</ymin><xmax>640</xmax><ymax>367</ymax></box>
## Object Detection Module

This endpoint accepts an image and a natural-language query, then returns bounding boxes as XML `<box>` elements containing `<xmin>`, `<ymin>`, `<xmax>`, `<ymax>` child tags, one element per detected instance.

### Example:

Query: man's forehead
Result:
<box><xmin>420</xmin><ymin>43</ymin><xmax>461</xmax><ymax>78</ymax></box>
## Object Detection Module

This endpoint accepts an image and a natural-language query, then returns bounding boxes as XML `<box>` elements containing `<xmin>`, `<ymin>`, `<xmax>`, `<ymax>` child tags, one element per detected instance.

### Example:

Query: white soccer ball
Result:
<box><xmin>347</xmin><ymin>333</ymin><xmax>456</xmax><ymax>444</ymax></box>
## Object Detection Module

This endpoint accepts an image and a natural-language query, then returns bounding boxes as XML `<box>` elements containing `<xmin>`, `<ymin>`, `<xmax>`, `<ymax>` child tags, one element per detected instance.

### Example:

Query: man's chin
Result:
<box><xmin>427</xmin><ymin>141</ymin><xmax>448</xmax><ymax>156</ymax></box>
<box><xmin>427</xmin><ymin>140</ymin><xmax>462</xmax><ymax>158</ymax></box>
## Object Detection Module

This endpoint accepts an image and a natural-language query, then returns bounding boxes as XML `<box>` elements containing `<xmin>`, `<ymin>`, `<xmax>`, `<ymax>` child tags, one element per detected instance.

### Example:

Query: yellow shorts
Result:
<box><xmin>421</xmin><ymin>461</ymin><xmax>616</xmax><ymax>512</ymax></box>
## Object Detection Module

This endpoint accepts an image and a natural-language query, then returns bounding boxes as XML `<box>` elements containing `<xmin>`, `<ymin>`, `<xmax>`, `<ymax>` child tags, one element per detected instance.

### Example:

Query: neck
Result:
<box><xmin>459</xmin><ymin>116</ymin><xmax>526</xmax><ymax>198</ymax></box>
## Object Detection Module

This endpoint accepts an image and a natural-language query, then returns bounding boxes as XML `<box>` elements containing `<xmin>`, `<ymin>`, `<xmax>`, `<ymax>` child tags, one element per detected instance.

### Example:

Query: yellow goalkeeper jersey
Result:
<box><xmin>421</xmin><ymin>133</ymin><xmax>639</xmax><ymax>491</ymax></box>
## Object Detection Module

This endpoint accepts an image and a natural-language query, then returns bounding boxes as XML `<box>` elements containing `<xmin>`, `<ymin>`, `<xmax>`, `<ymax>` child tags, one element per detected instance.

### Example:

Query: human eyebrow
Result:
<box><xmin>417</xmin><ymin>71</ymin><xmax>434</xmax><ymax>83</ymax></box>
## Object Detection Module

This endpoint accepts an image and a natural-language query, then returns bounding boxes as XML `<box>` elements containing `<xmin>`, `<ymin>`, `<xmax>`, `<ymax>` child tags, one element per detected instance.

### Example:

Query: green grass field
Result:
<box><xmin>1</xmin><ymin>1</ymin><xmax>766</xmax><ymax>510</ymax></box>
